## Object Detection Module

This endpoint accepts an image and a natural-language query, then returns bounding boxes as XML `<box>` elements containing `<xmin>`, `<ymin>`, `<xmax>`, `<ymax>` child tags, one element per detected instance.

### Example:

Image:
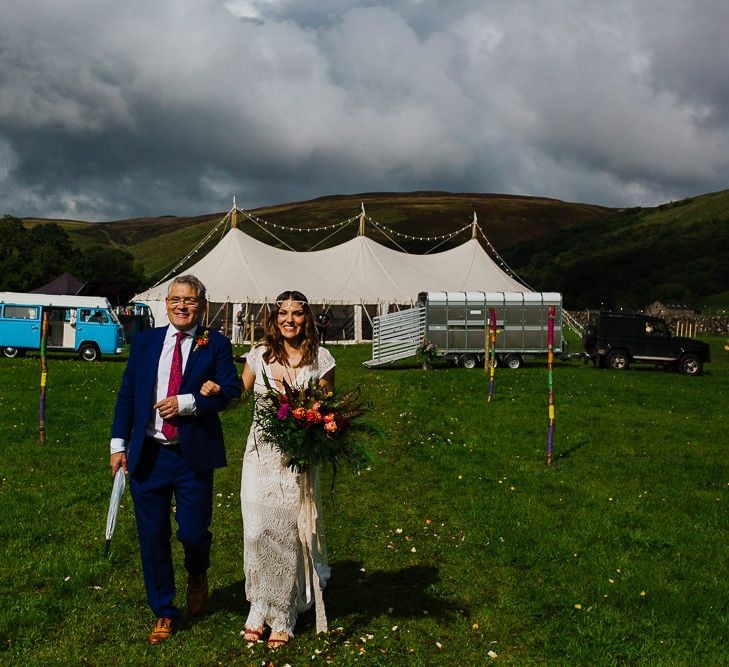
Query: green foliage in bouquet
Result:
<box><xmin>255</xmin><ymin>373</ymin><xmax>382</xmax><ymax>477</ymax></box>
<box><xmin>416</xmin><ymin>339</ymin><xmax>438</xmax><ymax>362</ymax></box>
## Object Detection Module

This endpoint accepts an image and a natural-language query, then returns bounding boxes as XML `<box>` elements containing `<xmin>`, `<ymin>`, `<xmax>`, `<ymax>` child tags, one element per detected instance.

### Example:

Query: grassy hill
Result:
<box><xmin>21</xmin><ymin>192</ymin><xmax>611</xmax><ymax>283</ymax></box>
<box><xmin>505</xmin><ymin>189</ymin><xmax>729</xmax><ymax>309</ymax></box>
<box><xmin>18</xmin><ymin>189</ymin><xmax>729</xmax><ymax>309</ymax></box>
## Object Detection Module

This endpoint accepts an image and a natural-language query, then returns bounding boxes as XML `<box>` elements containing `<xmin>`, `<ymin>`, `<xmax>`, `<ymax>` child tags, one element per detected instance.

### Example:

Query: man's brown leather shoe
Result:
<box><xmin>187</xmin><ymin>572</ymin><xmax>208</xmax><ymax>616</ymax></box>
<box><xmin>147</xmin><ymin>617</ymin><xmax>174</xmax><ymax>645</ymax></box>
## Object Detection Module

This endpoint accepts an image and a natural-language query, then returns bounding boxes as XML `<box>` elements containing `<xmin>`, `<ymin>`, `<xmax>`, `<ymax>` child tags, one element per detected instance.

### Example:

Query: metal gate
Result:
<box><xmin>364</xmin><ymin>306</ymin><xmax>426</xmax><ymax>367</ymax></box>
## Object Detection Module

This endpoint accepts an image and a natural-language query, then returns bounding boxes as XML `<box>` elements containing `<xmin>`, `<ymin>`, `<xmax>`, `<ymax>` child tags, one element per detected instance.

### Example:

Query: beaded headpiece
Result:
<box><xmin>276</xmin><ymin>299</ymin><xmax>307</xmax><ymax>310</ymax></box>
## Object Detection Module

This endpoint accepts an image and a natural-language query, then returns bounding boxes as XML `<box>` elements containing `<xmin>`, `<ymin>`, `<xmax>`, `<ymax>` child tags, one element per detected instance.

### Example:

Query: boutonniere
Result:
<box><xmin>193</xmin><ymin>329</ymin><xmax>210</xmax><ymax>352</ymax></box>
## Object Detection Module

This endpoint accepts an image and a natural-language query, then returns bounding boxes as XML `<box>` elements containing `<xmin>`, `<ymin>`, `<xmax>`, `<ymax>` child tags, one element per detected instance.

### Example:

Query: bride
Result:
<box><xmin>205</xmin><ymin>290</ymin><xmax>334</xmax><ymax>649</ymax></box>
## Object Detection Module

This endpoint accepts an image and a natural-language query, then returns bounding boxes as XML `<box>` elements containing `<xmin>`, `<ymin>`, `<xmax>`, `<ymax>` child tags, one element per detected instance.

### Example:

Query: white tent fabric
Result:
<box><xmin>135</xmin><ymin>227</ymin><xmax>528</xmax><ymax>326</ymax></box>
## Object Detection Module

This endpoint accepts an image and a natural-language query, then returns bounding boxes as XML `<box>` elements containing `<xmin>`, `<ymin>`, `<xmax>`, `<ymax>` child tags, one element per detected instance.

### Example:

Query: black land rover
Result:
<box><xmin>582</xmin><ymin>311</ymin><xmax>710</xmax><ymax>376</ymax></box>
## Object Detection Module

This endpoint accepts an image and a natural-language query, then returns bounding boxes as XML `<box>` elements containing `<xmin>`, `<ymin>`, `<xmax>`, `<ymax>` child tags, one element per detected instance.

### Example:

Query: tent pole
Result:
<box><xmin>354</xmin><ymin>304</ymin><xmax>363</xmax><ymax>342</ymax></box>
<box><xmin>358</xmin><ymin>203</ymin><xmax>366</xmax><ymax>236</ymax></box>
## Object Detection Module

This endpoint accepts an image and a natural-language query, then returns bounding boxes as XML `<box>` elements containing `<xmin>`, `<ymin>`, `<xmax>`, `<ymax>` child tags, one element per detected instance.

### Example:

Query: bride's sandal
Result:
<box><xmin>267</xmin><ymin>632</ymin><xmax>289</xmax><ymax>650</ymax></box>
<box><xmin>243</xmin><ymin>627</ymin><xmax>264</xmax><ymax>643</ymax></box>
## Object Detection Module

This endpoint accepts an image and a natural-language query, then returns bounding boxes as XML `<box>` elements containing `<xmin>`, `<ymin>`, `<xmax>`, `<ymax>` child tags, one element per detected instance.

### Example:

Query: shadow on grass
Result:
<box><xmin>196</xmin><ymin>563</ymin><xmax>464</xmax><ymax>636</ymax></box>
<box><xmin>19</xmin><ymin>352</ymin><xmax>129</xmax><ymax>364</ymax></box>
<box><xmin>206</xmin><ymin>579</ymin><xmax>249</xmax><ymax>617</ymax></box>
<box><xmin>556</xmin><ymin>439</ymin><xmax>590</xmax><ymax>460</ymax></box>
<box><xmin>299</xmin><ymin>560</ymin><xmax>466</xmax><ymax>633</ymax></box>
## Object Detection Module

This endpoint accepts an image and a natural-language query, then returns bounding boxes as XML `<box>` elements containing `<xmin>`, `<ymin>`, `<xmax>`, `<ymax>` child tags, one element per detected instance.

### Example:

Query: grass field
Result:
<box><xmin>0</xmin><ymin>339</ymin><xmax>727</xmax><ymax>665</ymax></box>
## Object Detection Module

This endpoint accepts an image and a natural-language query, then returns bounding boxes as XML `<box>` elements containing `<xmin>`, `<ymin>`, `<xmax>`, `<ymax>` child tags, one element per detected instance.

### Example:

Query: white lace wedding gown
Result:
<box><xmin>241</xmin><ymin>344</ymin><xmax>335</xmax><ymax>635</ymax></box>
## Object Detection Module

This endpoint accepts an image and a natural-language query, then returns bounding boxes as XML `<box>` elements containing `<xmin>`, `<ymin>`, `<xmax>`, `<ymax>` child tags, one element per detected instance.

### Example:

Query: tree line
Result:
<box><xmin>0</xmin><ymin>215</ymin><xmax>146</xmax><ymax>294</ymax></box>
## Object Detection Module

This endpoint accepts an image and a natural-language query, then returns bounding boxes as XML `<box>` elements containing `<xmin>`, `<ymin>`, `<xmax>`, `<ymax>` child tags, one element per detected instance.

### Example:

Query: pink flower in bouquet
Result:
<box><xmin>305</xmin><ymin>409</ymin><xmax>322</xmax><ymax>424</ymax></box>
<box><xmin>312</xmin><ymin>401</ymin><xmax>321</xmax><ymax>411</ymax></box>
<box><xmin>292</xmin><ymin>407</ymin><xmax>306</xmax><ymax>420</ymax></box>
<box><xmin>323</xmin><ymin>413</ymin><xmax>336</xmax><ymax>423</ymax></box>
<box><xmin>276</xmin><ymin>403</ymin><xmax>292</xmax><ymax>420</ymax></box>
<box><xmin>324</xmin><ymin>421</ymin><xmax>338</xmax><ymax>433</ymax></box>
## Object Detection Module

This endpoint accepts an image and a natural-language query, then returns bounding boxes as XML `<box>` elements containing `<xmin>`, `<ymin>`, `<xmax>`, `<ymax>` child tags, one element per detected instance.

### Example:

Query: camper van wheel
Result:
<box><xmin>504</xmin><ymin>354</ymin><xmax>523</xmax><ymax>370</ymax></box>
<box><xmin>79</xmin><ymin>343</ymin><xmax>100</xmax><ymax>362</ymax></box>
<box><xmin>3</xmin><ymin>346</ymin><xmax>21</xmax><ymax>358</ymax></box>
<box><xmin>459</xmin><ymin>354</ymin><xmax>477</xmax><ymax>369</ymax></box>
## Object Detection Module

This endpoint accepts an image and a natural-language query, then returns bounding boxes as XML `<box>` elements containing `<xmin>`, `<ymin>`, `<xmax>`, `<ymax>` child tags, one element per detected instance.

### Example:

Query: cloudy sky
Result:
<box><xmin>1</xmin><ymin>0</ymin><xmax>728</xmax><ymax>220</ymax></box>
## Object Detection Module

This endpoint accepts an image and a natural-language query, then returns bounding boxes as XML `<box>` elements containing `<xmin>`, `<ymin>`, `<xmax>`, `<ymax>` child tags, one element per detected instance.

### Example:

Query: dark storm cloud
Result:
<box><xmin>1</xmin><ymin>0</ymin><xmax>728</xmax><ymax>220</ymax></box>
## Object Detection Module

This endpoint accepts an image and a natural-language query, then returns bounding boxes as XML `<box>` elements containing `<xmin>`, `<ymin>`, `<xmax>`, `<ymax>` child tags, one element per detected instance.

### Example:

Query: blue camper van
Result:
<box><xmin>0</xmin><ymin>292</ymin><xmax>125</xmax><ymax>361</ymax></box>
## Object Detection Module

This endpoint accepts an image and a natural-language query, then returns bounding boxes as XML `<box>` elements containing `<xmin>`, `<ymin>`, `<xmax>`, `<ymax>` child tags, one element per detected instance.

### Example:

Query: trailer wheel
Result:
<box><xmin>3</xmin><ymin>346</ymin><xmax>22</xmax><ymax>358</ymax></box>
<box><xmin>459</xmin><ymin>354</ymin><xmax>477</xmax><ymax>369</ymax></box>
<box><xmin>79</xmin><ymin>343</ymin><xmax>100</xmax><ymax>362</ymax></box>
<box><xmin>504</xmin><ymin>354</ymin><xmax>522</xmax><ymax>369</ymax></box>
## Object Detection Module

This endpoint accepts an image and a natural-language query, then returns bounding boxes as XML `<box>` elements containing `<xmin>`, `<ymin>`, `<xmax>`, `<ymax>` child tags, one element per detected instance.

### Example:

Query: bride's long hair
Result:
<box><xmin>261</xmin><ymin>290</ymin><xmax>319</xmax><ymax>367</ymax></box>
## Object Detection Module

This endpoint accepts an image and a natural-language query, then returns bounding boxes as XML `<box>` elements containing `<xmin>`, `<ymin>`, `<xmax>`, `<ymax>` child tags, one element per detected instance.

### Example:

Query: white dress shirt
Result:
<box><xmin>110</xmin><ymin>324</ymin><xmax>198</xmax><ymax>454</ymax></box>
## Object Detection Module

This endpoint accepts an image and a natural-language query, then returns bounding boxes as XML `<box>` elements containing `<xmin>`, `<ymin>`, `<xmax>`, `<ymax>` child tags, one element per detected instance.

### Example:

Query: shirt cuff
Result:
<box><xmin>177</xmin><ymin>393</ymin><xmax>196</xmax><ymax>416</ymax></box>
<box><xmin>110</xmin><ymin>438</ymin><xmax>127</xmax><ymax>454</ymax></box>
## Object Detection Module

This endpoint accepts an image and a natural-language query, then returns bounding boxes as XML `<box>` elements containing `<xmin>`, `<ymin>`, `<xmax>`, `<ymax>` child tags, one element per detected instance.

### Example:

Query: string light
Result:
<box><xmin>153</xmin><ymin>209</ymin><xmax>232</xmax><ymax>286</ymax></box>
<box><xmin>365</xmin><ymin>215</ymin><xmax>474</xmax><ymax>242</ymax></box>
<box><xmin>156</xmin><ymin>204</ymin><xmax>529</xmax><ymax>297</ymax></box>
<box><xmin>236</xmin><ymin>208</ymin><xmax>359</xmax><ymax>233</ymax></box>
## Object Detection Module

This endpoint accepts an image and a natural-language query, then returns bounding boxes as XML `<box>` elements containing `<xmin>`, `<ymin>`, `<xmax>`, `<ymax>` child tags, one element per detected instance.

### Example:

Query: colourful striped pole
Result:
<box><xmin>487</xmin><ymin>307</ymin><xmax>497</xmax><ymax>402</ymax></box>
<box><xmin>39</xmin><ymin>311</ymin><xmax>48</xmax><ymax>443</ymax></box>
<box><xmin>546</xmin><ymin>305</ymin><xmax>555</xmax><ymax>465</ymax></box>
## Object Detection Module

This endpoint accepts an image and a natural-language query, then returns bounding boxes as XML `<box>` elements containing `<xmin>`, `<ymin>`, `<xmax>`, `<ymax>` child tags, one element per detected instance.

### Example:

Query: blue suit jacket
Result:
<box><xmin>111</xmin><ymin>326</ymin><xmax>241</xmax><ymax>474</ymax></box>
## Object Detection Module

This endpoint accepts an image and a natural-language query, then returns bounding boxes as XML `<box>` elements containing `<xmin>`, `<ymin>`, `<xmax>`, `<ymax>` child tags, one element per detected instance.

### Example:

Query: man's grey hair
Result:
<box><xmin>168</xmin><ymin>274</ymin><xmax>207</xmax><ymax>302</ymax></box>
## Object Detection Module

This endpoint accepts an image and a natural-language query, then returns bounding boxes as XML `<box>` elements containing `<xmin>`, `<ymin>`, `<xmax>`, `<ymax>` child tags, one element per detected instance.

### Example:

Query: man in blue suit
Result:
<box><xmin>109</xmin><ymin>274</ymin><xmax>240</xmax><ymax>644</ymax></box>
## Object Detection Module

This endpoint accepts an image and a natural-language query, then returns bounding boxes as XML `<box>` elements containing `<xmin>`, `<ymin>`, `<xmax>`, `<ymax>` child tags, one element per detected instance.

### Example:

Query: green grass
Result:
<box><xmin>1</xmin><ymin>340</ymin><xmax>727</xmax><ymax>665</ymax></box>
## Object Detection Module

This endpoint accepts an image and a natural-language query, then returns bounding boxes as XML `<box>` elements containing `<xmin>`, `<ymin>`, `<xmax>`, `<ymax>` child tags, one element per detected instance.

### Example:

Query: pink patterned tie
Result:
<box><xmin>161</xmin><ymin>331</ymin><xmax>186</xmax><ymax>441</ymax></box>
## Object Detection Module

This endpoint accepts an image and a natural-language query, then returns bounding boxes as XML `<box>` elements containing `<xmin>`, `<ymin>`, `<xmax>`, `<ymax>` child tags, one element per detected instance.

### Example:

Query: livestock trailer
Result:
<box><xmin>365</xmin><ymin>291</ymin><xmax>563</xmax><ymax>368</ymax></box>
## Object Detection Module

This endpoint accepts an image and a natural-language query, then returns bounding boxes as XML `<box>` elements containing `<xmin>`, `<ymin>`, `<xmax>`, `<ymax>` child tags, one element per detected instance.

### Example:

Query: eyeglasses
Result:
<box><xmin>167</xmin><ymin>297</ymin><xmax>200</xmax><ymax>307</ymax></box>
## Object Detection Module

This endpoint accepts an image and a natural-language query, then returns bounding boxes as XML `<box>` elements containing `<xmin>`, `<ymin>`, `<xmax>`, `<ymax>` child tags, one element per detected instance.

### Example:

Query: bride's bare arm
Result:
<box><xmin>318</xmin><ymin>368</ymin><xmax>335</xmax><ymax>390</ymax></box>
<box><xmin>242</xmin><ymin>363</ymin><xmax>256</xmax><ymax>392</ymax></box>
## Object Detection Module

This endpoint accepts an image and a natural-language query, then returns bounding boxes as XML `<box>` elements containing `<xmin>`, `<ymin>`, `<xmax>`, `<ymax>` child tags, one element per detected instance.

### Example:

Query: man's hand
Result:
<box><xmin>110</xmin><ymin>452</ymin><xmax>128</xmax><ymax>475</ymax></box>
<box><xmin>154</xmin><ymin>395</ymin><xmax>180</xmax><ymax>420</ymax></box>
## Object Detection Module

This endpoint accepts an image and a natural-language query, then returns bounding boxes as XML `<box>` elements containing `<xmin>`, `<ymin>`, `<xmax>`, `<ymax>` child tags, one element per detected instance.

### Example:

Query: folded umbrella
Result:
<box><xmin>104</xmin><ymin>468</ymin><xmax>126</xmax><ymax>558</ymax></box>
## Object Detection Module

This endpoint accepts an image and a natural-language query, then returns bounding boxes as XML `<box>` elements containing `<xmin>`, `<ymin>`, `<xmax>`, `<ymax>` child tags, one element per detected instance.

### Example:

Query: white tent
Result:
<box><xmin>135</xmin><ymin>222</ymin><xmax>528</xmax><ymax>340</ymax></box>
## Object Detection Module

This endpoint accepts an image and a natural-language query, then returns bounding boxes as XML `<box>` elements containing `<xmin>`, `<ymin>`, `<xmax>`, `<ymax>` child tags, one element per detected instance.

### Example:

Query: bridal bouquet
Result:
<box><xmin>255</xmin><ymin>374</ymin><xmax>380</xmax><ymax>474</ymax></box>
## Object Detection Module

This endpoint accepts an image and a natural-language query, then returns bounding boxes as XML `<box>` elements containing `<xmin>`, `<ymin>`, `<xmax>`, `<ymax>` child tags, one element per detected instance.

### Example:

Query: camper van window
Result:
<box><xmin>4</xmin><ymin>305</ymin><xmax>39</xmax><ymax>320</ymax></box>
<box><xmin>80</xmin><ymin>309</ymin><xmax>108</xmax><ymax>323</ymax></box>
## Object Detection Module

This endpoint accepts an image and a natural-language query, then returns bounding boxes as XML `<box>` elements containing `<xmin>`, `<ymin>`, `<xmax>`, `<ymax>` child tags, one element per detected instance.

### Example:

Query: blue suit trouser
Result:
<box><xmin>130</xmin><ymin>440</ymin><xmax>213</xmax><ymax>620</ymax></box>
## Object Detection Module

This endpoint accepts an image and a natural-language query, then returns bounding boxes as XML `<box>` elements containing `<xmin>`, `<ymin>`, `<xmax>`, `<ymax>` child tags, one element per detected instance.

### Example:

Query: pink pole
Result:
<box><xmin>487</xmin><ymin>307</ymin><xmax>497</xmax><ymax>402</ymax></box>
<box><xmin>546</xmin><ymin>306</ymin><xmax>555</xmax><ymax>465</ymax></box>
